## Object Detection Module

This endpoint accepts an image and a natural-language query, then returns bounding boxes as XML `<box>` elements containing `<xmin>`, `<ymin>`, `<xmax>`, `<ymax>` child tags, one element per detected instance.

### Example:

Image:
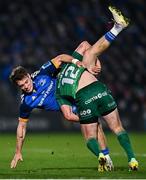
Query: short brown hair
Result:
<box><xmin>9</xmin><ymin>66</ymin><xmax>28</xmax><ymax>85</ymax></box>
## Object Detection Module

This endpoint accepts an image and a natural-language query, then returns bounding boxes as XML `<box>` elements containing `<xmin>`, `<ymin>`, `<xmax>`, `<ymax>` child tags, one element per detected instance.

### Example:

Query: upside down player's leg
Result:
<box><xmin>82</xmin><ymin>6</ymin><xmax>130</xmax><ymax>70</ymax></box>
<box><xmin>73</xmin><ymin>41</ymin><xmax>91</xmax><ymax>56</ymax></box>
<box><xmin>71</xmin><ymin>41</ymin><xmax>91</xmax><ymax>63</ymax></box>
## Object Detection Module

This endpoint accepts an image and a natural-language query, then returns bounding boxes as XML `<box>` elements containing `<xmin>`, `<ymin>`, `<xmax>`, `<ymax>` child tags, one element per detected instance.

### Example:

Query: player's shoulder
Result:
<box><xmin>41</xmin><ymin>61</ymin><xmax>52</xmax><ymax>70</ymax></box>
<box><xmin>20</xmin><ymin>93</ymin><xmax>29</xmax><ymax>110</ymax></box>
<box><xmin>31</xmin><ymin>70</ymin><xmax>40</xmax><ymax>79</ymax></box>
<box><xmin>20</xmin><ymin>93</ymin><xmax>29</xmax><ymax>105</ymax></box>
<box><xmin>31</xmin><ymin>61</ymin><xmax>53</xmax><ymax>78</ymax></box>
<box><xmin>20</xmin><ymin>92</ymin><xmax>33</xmax><ymax>107</ymax></box>
<box><xmin>20</xmin><ymin>93</ymin><xmax>25</xmax><ymax>104</ymax></box>
<box><xmin>19</xmin><ymin>93</ymin><xmax>33</xmax><ymax>116</ymax></box>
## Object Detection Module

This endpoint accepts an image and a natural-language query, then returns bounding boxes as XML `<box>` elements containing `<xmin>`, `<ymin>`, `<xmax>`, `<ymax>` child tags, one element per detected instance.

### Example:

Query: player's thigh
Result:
<box><xmin>82</xmin><ymin>48</ymin><xmax>97</xmax><ymax>68</ymax></box>
<box><xmin>74</xmin><ymin>41</ymin><xmax>91</xmax><ymax>55</ymax></box>
<box><xmin>103</xmin><ymin>108</ymin><xmax>124</xmax><ymax>133</ymax></box>
<box><xmin>81</xmin><ymin>122</ymin><xmax>98</xmax><ymax>140</ymax></box>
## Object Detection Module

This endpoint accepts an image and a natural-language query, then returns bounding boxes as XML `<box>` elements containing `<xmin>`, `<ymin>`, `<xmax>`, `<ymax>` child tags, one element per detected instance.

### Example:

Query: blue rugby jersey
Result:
<box><xmin>19</xmin><ymin>61</ymin><xmax>60</xmax><ymax>119</ymax></box>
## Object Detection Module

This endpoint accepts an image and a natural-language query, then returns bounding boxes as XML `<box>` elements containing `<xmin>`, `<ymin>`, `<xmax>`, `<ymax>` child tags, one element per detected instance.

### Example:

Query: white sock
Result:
<box><xmin>110</xmin><ymin>23</ymin><xmax>124</xmax><ymax>36</ymax></box>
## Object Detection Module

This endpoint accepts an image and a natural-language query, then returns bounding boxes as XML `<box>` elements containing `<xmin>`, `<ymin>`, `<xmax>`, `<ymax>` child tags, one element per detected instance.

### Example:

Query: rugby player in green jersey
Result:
<box><xmin>56</xmin><ymin>6</ymin><xmax>138</xmax><ymax>171</ymax></box>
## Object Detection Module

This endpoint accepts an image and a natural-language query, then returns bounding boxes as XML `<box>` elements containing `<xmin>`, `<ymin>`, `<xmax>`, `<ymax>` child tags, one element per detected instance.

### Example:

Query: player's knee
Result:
<box><xmin>81</xmin><ymin>41</ymin><xmax>91</xmax><ymax>48</ymax></box>
<box><xmin>112</xmin><ymin>126</ymin><xmax>125</xmax><ymax>134</ymax></box>
<box><xmin>86</xmin><ymin>136</ymin><xmax>96</xmax><ymax>143</ymax></box>
<box><xmin>75</xmin><ymin>41</ymin><xmax>91</xmax><ymax>55</ymax></box>
<box><xmin>84</xmin><ymin>134</ymin><xmax>96</xmax><ymax>141</ymax></box>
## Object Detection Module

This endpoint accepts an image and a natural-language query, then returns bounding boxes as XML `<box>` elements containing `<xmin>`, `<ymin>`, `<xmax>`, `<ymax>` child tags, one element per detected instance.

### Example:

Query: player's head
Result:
<box><xmin>9</xmin><ymin>66</ymin><xmax>33</xmax><ymax>93</ymax></box>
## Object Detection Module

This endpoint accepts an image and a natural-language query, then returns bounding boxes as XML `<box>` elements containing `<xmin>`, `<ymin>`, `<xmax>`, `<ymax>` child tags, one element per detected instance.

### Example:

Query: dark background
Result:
<box><xmin>0</xmin><ymin>0</ymin><xmax>146</xmax><ymax>131</ymax></box>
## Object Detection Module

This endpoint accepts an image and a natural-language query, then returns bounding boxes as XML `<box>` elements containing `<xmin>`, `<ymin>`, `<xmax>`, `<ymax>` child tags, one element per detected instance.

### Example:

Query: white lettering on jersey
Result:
<box><xmin>38</xmin><ymin>81</ymin><xmax>54</xmax><ymax>106</ymax></box>
<box><xmin>85</xmin><ymin>91</ymin><xmax>108</xmax><ymax>104</ymax></box>
<box><xmin>80</xmin><ymin>109</ymin><xmax>92</xmax><ymax>117</ymax></box>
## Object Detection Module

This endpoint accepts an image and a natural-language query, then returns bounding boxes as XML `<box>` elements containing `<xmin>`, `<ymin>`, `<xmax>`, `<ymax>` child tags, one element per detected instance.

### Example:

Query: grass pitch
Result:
<box><xmin>0</xmin><ymin>132</ymin><xmax>145</xmax><ymax>179</ymax></box>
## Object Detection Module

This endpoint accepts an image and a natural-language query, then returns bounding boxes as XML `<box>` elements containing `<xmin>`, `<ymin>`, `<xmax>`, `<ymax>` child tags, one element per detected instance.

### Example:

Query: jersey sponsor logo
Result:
<box><xmin>80</xmin><ymin>109</ymin><xmax>91</xmax><ymax>117</ymax></box>
<box><xmin>61</xmin><ymin>78</ymin><xmax>74</xmax><ymax>85</ymax></box>
<box><xmin>38</xmin><ymin>79</ymin><xmax>46</xmax><ymax>86</ymax></box>
<box><xmin>85</xmin><ymin>91</ymin><xmax>108</xmax><ymax>104</ymax></box>
<box><xmin>38</xmin><ymin>81</ymin><xmax>54</xmax><ymax>106</ymax></box>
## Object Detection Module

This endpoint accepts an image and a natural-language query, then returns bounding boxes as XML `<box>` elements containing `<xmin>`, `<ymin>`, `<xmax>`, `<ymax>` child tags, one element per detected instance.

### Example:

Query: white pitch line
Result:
<box><xmin>22</xmin><ymin>149</ymin><xmax>146</xmax><ymax>157</ymax></box>
<box><xmin>111</xmin><ymin>152</ymin><xmax>146</xmax><ymax>157</ymax></box>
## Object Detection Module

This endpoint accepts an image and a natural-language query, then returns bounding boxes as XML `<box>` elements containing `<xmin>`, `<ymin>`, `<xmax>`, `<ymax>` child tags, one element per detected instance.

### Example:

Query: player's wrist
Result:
<box><xmin>72</xmin><ymin>58</ymin><xmax>79</xmax><ymax>65</ymax></box>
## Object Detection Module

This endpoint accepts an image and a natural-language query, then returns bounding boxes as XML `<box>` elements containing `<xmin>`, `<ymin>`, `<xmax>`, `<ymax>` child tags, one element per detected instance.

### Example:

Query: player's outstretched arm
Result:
<box><xmin>51</xmin><ymin>54</ymin><xmax>83</xmax><ymax>68</ymax></box>
<box><xmin>10</xmin><ymin>121</ymin><xmax>27</xmax><ymax>168</ymax></box>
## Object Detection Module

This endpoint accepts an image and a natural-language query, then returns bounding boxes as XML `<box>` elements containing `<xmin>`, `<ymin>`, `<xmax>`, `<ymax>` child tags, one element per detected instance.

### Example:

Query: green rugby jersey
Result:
<box><xmin>56</xmin><ymin>63</ymin><xmax>85</xmax><ymax>101</ymax></box>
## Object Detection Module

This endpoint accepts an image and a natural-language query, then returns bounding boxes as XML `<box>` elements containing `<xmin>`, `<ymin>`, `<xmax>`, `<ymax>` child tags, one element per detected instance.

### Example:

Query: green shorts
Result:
<box><xmin>75</xmin><ymin>81</ymin><xmax>117</xmax><ymax>124</ymax></box>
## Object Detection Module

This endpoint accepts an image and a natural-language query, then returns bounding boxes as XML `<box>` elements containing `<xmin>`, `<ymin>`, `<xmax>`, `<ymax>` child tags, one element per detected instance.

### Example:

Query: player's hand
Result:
<box><xmin>87</xmin><ymin>65</ymin><xmax>101</xmax><ymax>75</ymax></box>
<box><xmin>10</xmin><ymin>153</ymin><xmax>23</xmax><ymax>168</ymax></box>
<box><xmin>76</xmin><ymin>61</ymin><xmax>85</xmax><ymax>68</ymax></box>
<box><xmin>87</xmin><ymin>58</ymin><xmax>101</xmax><ymax>75</ymax></box>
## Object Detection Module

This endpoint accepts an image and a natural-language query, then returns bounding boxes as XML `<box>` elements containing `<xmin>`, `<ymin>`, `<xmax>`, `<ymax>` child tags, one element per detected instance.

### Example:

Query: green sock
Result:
<box><xmin>117</xmin><ymin>131</ymin><xmax>135</xmax><ymax>162</ymax></box>
<box><xmin>72</xmin><ymin>51</ymin><xmax>83</xmax><ymax>61</ymax></box>
<box><xmin>86</xmin><ymin>138</ymin><xmax>100</xmax><ymax>157</ymax></box>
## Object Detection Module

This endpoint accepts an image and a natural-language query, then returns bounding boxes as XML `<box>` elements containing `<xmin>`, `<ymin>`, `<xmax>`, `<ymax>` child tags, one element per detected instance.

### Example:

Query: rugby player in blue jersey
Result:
<box><xmin>9</xmin><ymin>47</ymin><xmax>112</xmax><ymax>169</ymax></box>
<box><xmin>9</xmin><ymin>6</ymin><xmax>128</xmax><ymax>170</ymax></box>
